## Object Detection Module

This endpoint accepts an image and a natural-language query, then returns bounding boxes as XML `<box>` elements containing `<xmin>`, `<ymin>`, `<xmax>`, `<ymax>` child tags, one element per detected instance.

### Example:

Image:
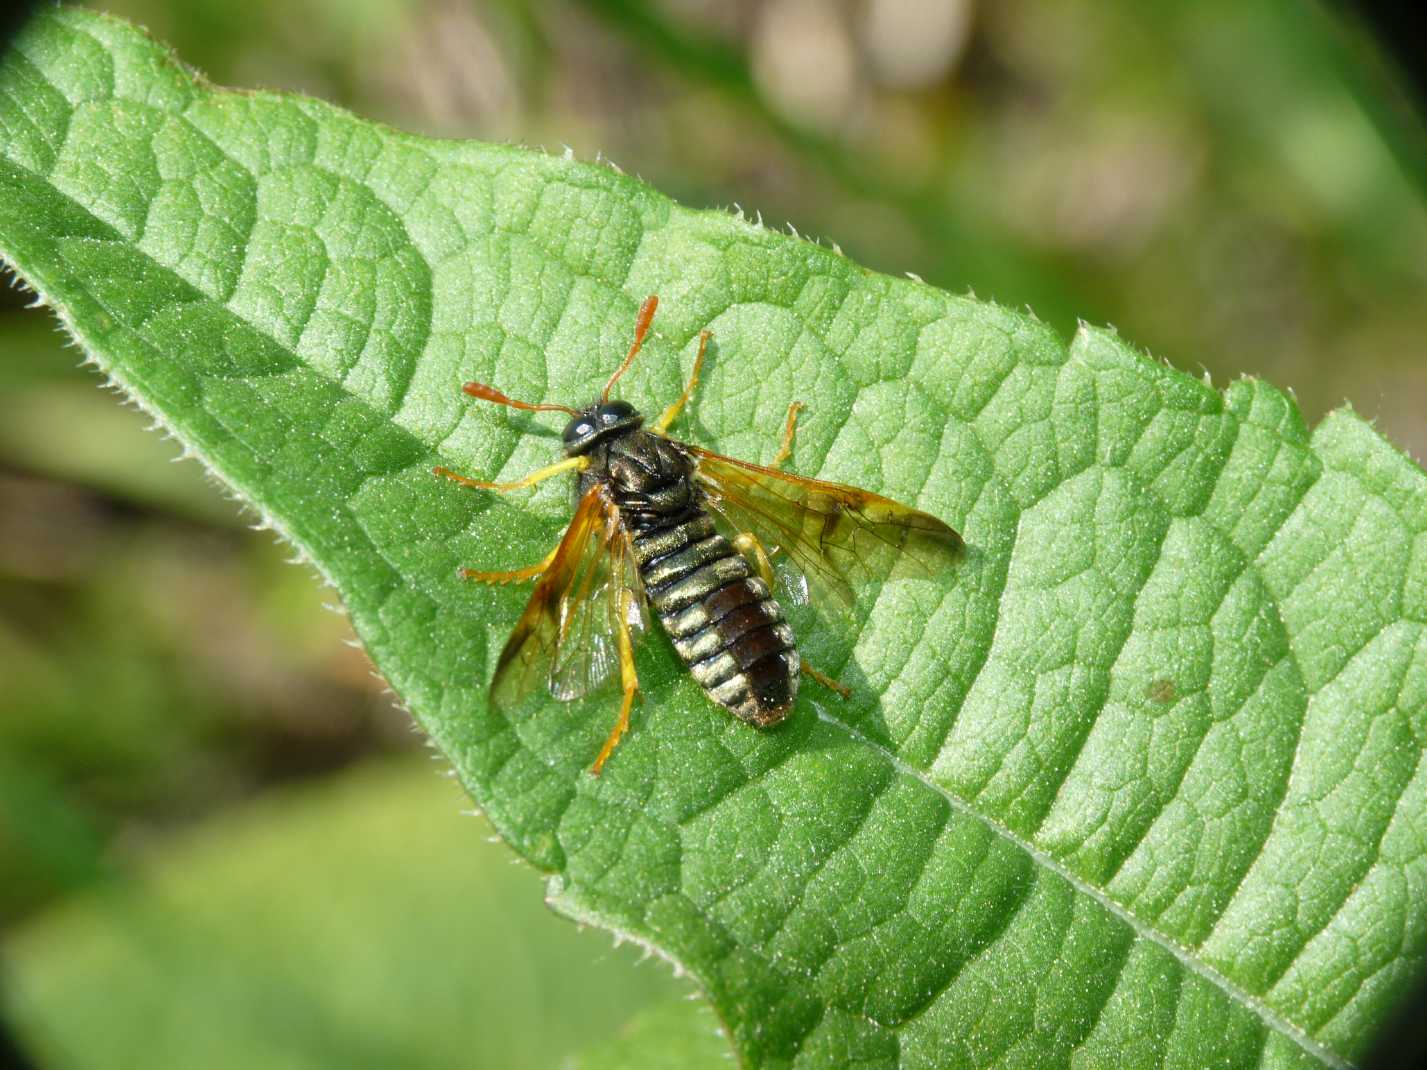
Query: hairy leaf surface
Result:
<box><xmin>3</xmin><ymin>10</ymin><xmax>1426</xmax><ymax>1068</ymax></box>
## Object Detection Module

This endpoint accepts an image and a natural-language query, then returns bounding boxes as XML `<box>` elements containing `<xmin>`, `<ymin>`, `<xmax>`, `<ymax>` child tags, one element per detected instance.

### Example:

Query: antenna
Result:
<box><xmin>460</xmin><ymin>381</ymin><xmax>578</xmax><ymax>416</ymax></box>
<box><xmin>602</xmin><ymin>295</ymin><xmax>658</xmax><ymax>401</ymax></box>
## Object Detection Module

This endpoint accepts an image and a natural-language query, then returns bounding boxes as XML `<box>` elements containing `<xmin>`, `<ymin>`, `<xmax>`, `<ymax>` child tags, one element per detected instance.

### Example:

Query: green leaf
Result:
<box><xmin>4</xmin><ymin>760</ymin><xmax>692</xmax><ymax>1069</ymax></box>
<box><xmin>3</xmin><ymin>9</ymin><xmax>1425</xmax><ymax>1068</ymax></box>
<box><xmin>567</xmin><ymin>998</ymin><xmax>730</xmax><ymax>1070</ymax></box>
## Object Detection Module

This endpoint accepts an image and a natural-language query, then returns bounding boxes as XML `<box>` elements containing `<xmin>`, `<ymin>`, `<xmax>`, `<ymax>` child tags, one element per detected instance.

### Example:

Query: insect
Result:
<box><xmin>435</xmin><ymin>296</ymin><xmax>962</xmax><ymax>774</ymax></box>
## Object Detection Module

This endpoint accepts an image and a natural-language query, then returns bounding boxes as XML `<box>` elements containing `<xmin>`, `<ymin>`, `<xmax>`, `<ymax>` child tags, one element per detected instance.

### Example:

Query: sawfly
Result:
<box><xmin>436</xmin><ymin>296</ymin><xmax>962</xmax><ymax>773</ymax></box>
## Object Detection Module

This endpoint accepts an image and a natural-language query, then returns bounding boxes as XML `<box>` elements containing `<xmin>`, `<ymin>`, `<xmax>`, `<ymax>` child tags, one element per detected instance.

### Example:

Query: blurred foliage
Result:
<box><xmin>566</xmin><ymin>998</ymin><xmax>728</xmax><ymax>1070</ymax></box>
<box><xmin>0</xmin><ymin>344</ymin><xmax>413</xmax><ymax>921</ymax></box>
<box><xmin>4</xmin><ymin>760</ymin><xmax>693</xmax><ymax>1068</ymax></box>
<box><xmin>57</xmin><ymin>0</ymin><xmax>1427</xmax><ymax>451</ymax></box>
<box><xmin>1</xmin><ymin>0</ymin><xmax>1424</xmax><ymax>1065</ymax></box>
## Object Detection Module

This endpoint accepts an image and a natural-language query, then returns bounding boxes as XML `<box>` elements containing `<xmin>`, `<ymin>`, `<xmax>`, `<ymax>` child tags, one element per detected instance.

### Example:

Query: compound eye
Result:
<box><xmin>563</xmin><ymin>419</ymin><xmax>595</xmax><ymax>444</ymax></box>
<box><xmin>602</xmin><ymin>400</ymin><xmax>635</xmax><ymax>422</ymax></box>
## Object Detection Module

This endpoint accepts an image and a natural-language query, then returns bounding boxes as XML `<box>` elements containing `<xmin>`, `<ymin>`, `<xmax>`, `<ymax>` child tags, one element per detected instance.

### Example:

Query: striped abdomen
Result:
<box><xmin>630</xmin><ymin>510</ymin><xmax>799</xmax><ymax>726</ymax></box>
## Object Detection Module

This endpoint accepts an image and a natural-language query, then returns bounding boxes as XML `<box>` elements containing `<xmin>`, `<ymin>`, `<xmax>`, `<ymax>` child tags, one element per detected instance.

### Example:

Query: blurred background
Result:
<box><xmin>2</xmin><ymin>1</ymin><xmax>1425</xmax><ymax>1066</ymax></box>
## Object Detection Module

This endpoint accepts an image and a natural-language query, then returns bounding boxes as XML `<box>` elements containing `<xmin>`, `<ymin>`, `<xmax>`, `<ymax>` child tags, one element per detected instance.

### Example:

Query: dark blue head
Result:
<box><xmin>562</xmin><ymin>399</ymin><xmax>643</xmax><ymax>455</ymax></box>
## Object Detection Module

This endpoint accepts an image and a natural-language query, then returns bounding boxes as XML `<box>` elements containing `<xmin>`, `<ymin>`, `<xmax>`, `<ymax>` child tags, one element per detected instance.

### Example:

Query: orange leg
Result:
<box><xmin>433</xmin><ymin>454</ymin><xmax>586</xmax><ymax>493</ymax></box>
<box><xmin>436</xmin><ymin>459</ymin><xmax>582</xmax><ymax>583</ymax></box>
<box><xmin>801</xmin><ymin>659</ymin><xmax>850</xmax><ymax>699</ymax></box>
<box><xmin>592</xmin><ymin>589</ymin><xmax>641</xmax><ymax>775</ymax></box>
<box><xmin>771</xmin><ymin>402</ymin><xmax>804</xmax><ymax>468</ymax></box>
<box><xmin>458</xmin><ymin>544</ymin><xmax>558</xmax><ymax>585</ymax></box>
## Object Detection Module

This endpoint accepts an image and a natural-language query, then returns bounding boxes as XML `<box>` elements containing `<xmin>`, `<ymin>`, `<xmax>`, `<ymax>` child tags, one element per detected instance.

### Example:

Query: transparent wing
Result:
<box><xmin>547</xmin><ymin>498</ymin><xmax>647</xmax><ymax>702</ymax></box>
<box><xmin>490</xmin><ymin>487</ymin><xmax>647</xmax><ymax>711</ymax></box>
<box><xmin>686</xmin><ymin>445</ymin><xmax>962</xmax><ymax>613</ymax></box>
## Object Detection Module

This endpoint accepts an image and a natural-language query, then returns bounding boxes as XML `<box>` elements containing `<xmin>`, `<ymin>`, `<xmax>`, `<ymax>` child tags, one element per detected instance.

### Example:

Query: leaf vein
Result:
<box><xmin>811</xmin><ymin>708</ymin><xmax>1354</xmax><ymax>1070</ymax></box>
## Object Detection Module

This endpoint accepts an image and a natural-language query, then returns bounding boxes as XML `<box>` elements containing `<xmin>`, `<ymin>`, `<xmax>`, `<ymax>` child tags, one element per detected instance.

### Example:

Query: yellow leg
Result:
<box><xmin>653</xmin><ymin>329</ymin><xmax>711</xmax><ymax>433</ymax></box>
<box><xmin>459</xmin><ymin>544</ymin><xmax>558</xmax><ymax>585</ymax></box>
<box><xmin>802</xmin><ymin>659</ymin><xmax>851</xmax><ymax>699</ymax></box>
<box><xmin>592</xmin><ymin>589</ymin><xmax>641</xmax><ymax>775</ymax></box>
<box><xmin>733</xmin><ymin>531</ymin><xmax>776</xmax><ymax>589</ymax></box>
<box><xmin>770</xmin><ymin>401</ymin><xmax>804</xmax><ymax>468</ymax></box>
<box><xmin>433</xmin><ymin>454</ymin><xmax>587</xmax><ymax>493</ymax></box>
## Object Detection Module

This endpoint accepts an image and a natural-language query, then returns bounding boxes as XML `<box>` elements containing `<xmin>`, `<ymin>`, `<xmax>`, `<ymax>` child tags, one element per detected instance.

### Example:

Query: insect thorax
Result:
<box><xmin>584</xmin><ymin>431</ymin><xmax>699</xmax><ymax>525</ymax></box>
